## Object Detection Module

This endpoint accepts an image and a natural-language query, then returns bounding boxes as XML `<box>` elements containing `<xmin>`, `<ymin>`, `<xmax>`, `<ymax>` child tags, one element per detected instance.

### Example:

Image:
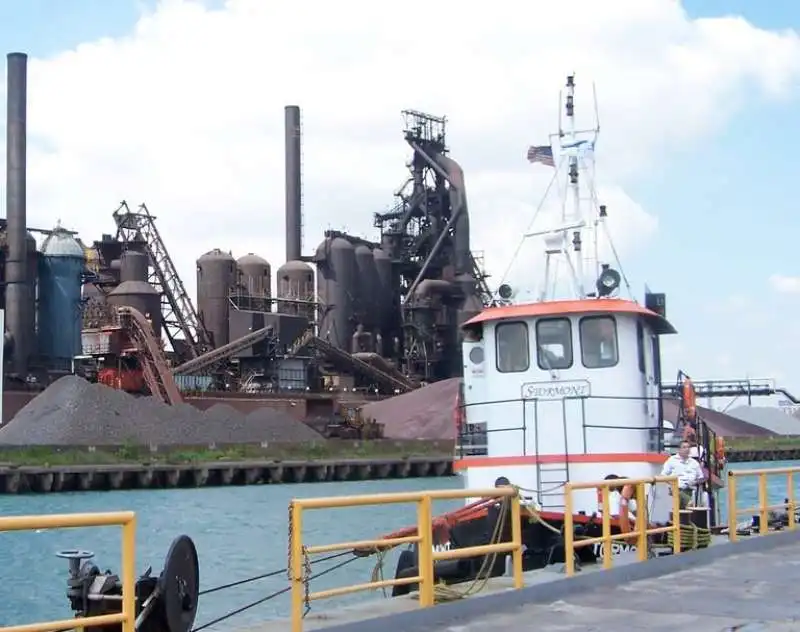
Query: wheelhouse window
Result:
<box><xmin>495</xmin><ymin>322</ymin><xmax>530</xmax><ymax>373</ymax></box>
<box><xmin>535</xmin><ymin>318</ymin><xmax>573</xmax><ymax>370</ymax></box>
<box><xmin>580</xmin><ymin>315</ymin><xmax>619</xmax><ymax>368</ymax></box>
<box><xmin>636</xmin><ymin>321</ymin><xmax>646</xmax><ymax>374</ymax></box>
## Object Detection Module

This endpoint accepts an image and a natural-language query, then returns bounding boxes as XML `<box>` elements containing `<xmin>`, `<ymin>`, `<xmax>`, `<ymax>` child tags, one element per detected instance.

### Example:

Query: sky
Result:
<box><xmin>1</xmin><ymin>0</ymin><xmax>800</xmax><ymax>408</ymax></box>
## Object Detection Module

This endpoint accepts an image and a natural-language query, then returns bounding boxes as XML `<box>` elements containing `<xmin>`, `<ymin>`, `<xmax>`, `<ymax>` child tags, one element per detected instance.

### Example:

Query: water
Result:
<box><xmin>0</xmin><ymin>462</ymin><xmax>795</xmax><ymax>629</ymax></box>
<box><xmin>0</xmin><ymin>476</ymin><xmax>464</xmax><ymax>629</ymax></box>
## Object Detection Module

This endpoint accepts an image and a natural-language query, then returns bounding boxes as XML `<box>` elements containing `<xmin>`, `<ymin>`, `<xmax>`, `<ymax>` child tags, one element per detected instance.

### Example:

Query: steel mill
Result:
<box><xmin>0</xmin><ymin>52</ymin><xmax>494</xmax><ymax>422</ymax></box>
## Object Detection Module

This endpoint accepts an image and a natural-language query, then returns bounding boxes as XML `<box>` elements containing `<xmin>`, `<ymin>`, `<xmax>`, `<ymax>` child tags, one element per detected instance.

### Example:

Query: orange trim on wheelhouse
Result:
<box><xmin>462</xmin><ymin>298</ymin><xmax>676</xmax><ymax>334</ymax></box>
<box><xmin>453</xmin><ymin>452</ymin><xmax>667</xmax><ymax>471</ymax></box>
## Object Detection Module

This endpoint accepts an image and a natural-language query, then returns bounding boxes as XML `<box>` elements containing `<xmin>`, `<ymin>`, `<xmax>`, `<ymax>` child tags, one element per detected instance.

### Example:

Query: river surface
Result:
<box><xmin>0</xmin><ymin>461</ymin><xmax>794</xmax><ymax>629</ymax></box>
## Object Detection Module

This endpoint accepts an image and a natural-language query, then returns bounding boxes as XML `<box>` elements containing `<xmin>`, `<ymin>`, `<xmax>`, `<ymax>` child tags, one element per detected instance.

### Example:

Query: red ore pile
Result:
<box><xmin>361</xmin><ymin>377</ymin><xmax>460</xmax><ymax>440</ymax></box>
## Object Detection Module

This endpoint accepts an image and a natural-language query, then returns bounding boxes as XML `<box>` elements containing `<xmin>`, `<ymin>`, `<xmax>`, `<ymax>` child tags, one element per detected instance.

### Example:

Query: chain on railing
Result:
<box><xmin>0</xmin><ymin>511</ymin><xmax>137</xmax><ymax>632</ymax></box>
<box><xmin>287</xmin><ymin>487</ymin><xmax>523</xmax><ymax>632</ymax></box>
<box><xmin>563</xmin><ymin>475</ymin><xmax>681</xmax><ymax>577</ymax></box>
<box><xmin>727</xmin><ymin>466</ymin><xmax>799</xmax><ymax>541</ymax></box>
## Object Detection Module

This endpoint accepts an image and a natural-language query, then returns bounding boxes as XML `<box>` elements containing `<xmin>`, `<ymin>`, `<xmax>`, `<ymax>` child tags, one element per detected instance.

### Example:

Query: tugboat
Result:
<box><xmin>388</xmin><ymin>74</ymin><xmax>726</xmax><ymax>592</ymax></box>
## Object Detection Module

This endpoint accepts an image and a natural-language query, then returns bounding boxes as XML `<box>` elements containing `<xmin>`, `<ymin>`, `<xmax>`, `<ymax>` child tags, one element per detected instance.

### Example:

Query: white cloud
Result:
<box><xmin>769</xmin><ymin>274</ymin><xmax>800</xmax><ymax>294</ymax></box>
<box><xmin>2</xmin><ymin>0</ymin><xmax>799</xmax><ymax>311</ymax></box>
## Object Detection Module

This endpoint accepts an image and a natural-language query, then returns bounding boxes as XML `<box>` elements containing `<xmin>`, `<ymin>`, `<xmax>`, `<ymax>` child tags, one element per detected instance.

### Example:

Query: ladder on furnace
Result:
<box><xmin>113</xmin><ymin>202</ymin><xmax>212</xmax><ymax>361</ymax></box>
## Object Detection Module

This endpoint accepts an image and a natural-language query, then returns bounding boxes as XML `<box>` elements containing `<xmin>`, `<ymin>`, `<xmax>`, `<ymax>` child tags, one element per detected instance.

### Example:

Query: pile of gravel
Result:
<box><xmin>0</xmin><ymin>375</ymin><xmax>323</xmax><ymax>446</ymax></box>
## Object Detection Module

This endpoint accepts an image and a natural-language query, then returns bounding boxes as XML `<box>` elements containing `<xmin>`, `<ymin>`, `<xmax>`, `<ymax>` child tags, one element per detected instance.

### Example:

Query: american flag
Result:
<box><xmin>526</xmin><ymin>145</ymin><xmax>555</xmax><ymax>167</ymax></box>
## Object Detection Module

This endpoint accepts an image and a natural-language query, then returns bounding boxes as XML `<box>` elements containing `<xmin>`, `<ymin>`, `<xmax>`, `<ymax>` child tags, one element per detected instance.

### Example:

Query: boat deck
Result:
<box><xmin>244</xmin><ymin>530</ymin><xmax>800</xmax><ymax>631</ymax></box>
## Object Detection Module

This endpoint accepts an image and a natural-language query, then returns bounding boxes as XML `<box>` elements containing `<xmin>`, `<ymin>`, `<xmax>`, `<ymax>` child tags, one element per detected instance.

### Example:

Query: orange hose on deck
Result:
<box><xmin>379</xmin><ymin>497</ymin><xmax>499</xmax><ymax>542</ymax></box>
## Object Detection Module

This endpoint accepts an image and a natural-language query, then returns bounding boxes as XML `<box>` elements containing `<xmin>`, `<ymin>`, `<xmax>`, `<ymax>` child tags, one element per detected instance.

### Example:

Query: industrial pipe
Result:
<box><xmin>285</xmin><ymin>105</ymin><xmax>302</xmax><ymax>263</ymax></box>
<box><xmin>5</xmin><ymin>52</ymin><xmax>29</xmax><ymax>377</ymax></box>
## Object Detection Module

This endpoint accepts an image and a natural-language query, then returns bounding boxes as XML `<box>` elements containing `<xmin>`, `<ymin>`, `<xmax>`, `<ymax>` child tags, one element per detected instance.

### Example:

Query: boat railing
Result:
<box><xmin>563</xmin><ymin>475</ymin><xmax>681</xmax><ymax>577</ymax></box>
<box><xmin>0</xmin><ymin>511</ymin><xmax>137</xmax><ymax>632</ymax></box>
<box><xmin>726</xmin><ymin>466</ymin><xmax>800</xmax><ymax>541</ymax></box>
<box><xmin>456</xmin><ymin>394</ymin><xmax>668</xmax><ymax>460</ymax></box>
<box><xmin>288</xmin><ymin>487</ymin><xmax>523</xmax><ymax>632</ymax></box>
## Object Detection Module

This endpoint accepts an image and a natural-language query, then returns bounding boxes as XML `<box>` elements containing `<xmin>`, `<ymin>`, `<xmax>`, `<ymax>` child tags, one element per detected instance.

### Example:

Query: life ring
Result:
<box><xmin>682</xmin><ymin>378</ymin><xmax>697</xmax><ymax>422</ymax></box>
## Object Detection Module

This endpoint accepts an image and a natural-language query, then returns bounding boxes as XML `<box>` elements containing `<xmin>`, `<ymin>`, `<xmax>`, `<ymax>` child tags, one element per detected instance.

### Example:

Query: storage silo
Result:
<box><xmin>120</xmin><ymin>250</ymin><xmax>149</xmax><ymax>283</ymax></box>
<box><xmin>276</xmin><ymin>260</ymin><xmax>314</xmax><ymax>319</ymax></box>
<box><xmin>37</xmin><ymin>226</ymin><xmax>85</xmax><ymax>367</ymax></box>
<box><xmin>315</xmin><ymin>237</ymin><xmax>356</xmax><ymax>349</ymax></box>
<box><xmin>372</xmin><ymin>246</ymin><xmax>393</xmax><ymax>352</ymax></box>
<box><xmin>106</xmin><ymin>280</ymin><xmax>162</xmax><ymax>339</ymax></box>
<box><xmin>109</xmin><ymin>258</ymin><xmax>122</xmax><ymax>282</ymax></box>
<box><xmin>0</xmin><ymin>231</ymin><xmax>38</xmax><ymax>336</ymax></box>
<box><xmin>354</xmin><ymin>244</ymin><xmax>377</xmax><ymax>331</ymax></box>
<box><xmin>197</xmin><ymin>249</ymin><xmax>236</xmax><ymax>348</ymax></box>
<box><xmin>237</xmin><ymin>253</ymin><xmax>271</xmax><ymax>300</ymax></box>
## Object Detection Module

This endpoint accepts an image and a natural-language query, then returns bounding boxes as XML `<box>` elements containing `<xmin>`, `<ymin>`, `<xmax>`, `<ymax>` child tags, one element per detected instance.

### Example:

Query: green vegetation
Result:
<box><xmin>725</xmin><ymin>436</ymin><xmax>800</xmax><ymax>452</ymax></box>
<box><xmin>9</xmin><ymin>435</ymin><xmax>799</xmax><ymax>468</ymax></box>
<box><xmin>0</xmin><ymin>440</ymin><xmax>456</xmax><ymax>468</ymax></box>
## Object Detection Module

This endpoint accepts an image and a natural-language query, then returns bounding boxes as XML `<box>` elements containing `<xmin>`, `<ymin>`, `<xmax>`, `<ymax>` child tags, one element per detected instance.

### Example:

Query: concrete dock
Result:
<box><xmin>249</xmin><ymin>530</ymin><xmax>800</xmax><ymax>632</ymax></box>
<box><xmin>0</xmin><ymin>456</ymin><xmax>453</xmax><ymax>494</ymax></box>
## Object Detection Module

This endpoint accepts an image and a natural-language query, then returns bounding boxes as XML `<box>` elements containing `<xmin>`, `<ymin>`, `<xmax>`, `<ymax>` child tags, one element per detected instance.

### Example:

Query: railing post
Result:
<box><xmin>727</xmin><ymin>471</ymin><xmax>737</xmax><ymax>542</ymax></box>
<box><xmin>788</xmin><ymin>471</ymin><xmax>796</xmax><ymax>531</ymax></box>
<box><xmin>671</xmin><ymin>479</ymin><xmax>681</xmax><ymax>554</ymax></box>
<box><xmin>758</xmin><ymin>473</ymin><xmax>769</xmax><ymax>535</ymax></box>
<box><xmin>290</xmin><ymin>501</ymin><xmax>305</xmax><ymax>632</ymax></box>
<box><xmin>635</xmin><ymin>481</ymin><xmax>648</xmax><ymax>563</ymax></box>
<box><xmin>416</xmin><ymin>495</ymin><xmax>434</xmax><ymax>607</ymax></box>
<box><xmin>563</xmin><ymin>483</ymin><xmax>575</xmax><ymax>577</ymax></box>
<box><xmin>121</xmin><ymin>515</ymin><xmax>137</xmax><ymax>632</ymax></box>
<box><xmin>510</xmin><ymin>491</ymin><xmax>524</xmax><ymax>589</ymax></box>
<box><xmin>601</xmin><ymin>486</ymin><xmax>612</xmax><ymax>569</ymax></box>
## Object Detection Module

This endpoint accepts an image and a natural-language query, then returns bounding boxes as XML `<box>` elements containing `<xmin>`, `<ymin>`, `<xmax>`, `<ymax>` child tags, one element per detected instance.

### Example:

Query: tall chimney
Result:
<box><xmin>284</xmin><ymin>105</ymin><xmax>302</xmax><ymax>262</ymax></box>
<box><xmin>5</xmin><ymin>52</ymin><xmax>28</xmax><ymax>377</ymax></box>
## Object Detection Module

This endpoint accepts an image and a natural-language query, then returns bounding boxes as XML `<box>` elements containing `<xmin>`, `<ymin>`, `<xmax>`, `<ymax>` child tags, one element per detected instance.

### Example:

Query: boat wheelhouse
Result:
<box><xmin>457</xmin><ymin>296</ymin><xmax>680</xmax><ymax>520</ymax></box>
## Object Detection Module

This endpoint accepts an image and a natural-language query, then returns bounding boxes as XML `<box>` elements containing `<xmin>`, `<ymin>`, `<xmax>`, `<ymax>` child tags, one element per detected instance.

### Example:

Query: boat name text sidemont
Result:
<box><xmin>521</xmin><ymin>380</ymin><xmax>592</xmax><ymax>400</ymax></box>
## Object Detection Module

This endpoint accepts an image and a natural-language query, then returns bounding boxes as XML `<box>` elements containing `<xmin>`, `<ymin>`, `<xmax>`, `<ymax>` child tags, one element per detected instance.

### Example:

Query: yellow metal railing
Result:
<box><xmin>564</xmin><ymin>476</ymin><xmax>681</xmax><ymax>577</ymax></box>
<box><xmin>289</xmin><ymin>487</ymin><xmax>523</xmax><ymax>632</ymax></box>
<box><xmin>0</xmin><ymin>511</ymin><xmax>137</xmax><ymax>632</ymax></box>
<box><xmin>727</xmin><ymin>466</ymin><xmax>799</xmax><ymax>541</ymax></box>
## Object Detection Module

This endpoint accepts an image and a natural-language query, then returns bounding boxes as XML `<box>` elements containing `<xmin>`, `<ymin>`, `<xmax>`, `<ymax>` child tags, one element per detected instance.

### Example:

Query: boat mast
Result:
<box><xmin>565</xmin><ymin>74</ymin><xmax>585</xmax><ymax>297</ymax></box>
<box><xmin>510</xmin><ymin>74</ymin><xmax>616</xmax><ymax>304</ymax></box>
<box><xmin>530</xmin><ymin>74</ymin><xmax>590</xmax><ymax>301</ymax></box>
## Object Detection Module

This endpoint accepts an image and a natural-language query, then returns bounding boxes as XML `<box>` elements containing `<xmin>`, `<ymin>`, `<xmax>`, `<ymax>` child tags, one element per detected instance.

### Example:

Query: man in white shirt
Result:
<box><xmin>661</xmin><ymin>440</ymin><xmax>705</xmax><ymax>508</ymax></box>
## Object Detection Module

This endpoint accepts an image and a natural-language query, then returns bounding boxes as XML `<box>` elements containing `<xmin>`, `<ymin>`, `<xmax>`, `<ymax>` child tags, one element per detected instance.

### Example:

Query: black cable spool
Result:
<box><xmin>160</xmin><ymin>535</ymin><xmax>200</xmax><ymax>632</ymax></box>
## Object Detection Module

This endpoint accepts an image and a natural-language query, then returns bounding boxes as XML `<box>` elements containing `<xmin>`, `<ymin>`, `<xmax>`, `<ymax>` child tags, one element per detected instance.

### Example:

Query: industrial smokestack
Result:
<box><xmin>284</xmin><ymin>105</ymin><xmax>302</xmax><ymax>262</ymax></box>
<box><xmin>5</xmin><ymin>52</ymin><xmax>28</xmax><ymax>377</ymax></box>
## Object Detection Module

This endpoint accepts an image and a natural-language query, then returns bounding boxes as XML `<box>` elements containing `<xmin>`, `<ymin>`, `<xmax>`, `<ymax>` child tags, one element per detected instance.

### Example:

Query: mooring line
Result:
<box><xmin>198</xmin><ymin>551</ymin><xmax>351</xmax><ymax>596</ymax></box>
<box><xmin>191</xmin><ymin>551</ymin><xmax>360</xmax><ymax>631</ymax></box>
